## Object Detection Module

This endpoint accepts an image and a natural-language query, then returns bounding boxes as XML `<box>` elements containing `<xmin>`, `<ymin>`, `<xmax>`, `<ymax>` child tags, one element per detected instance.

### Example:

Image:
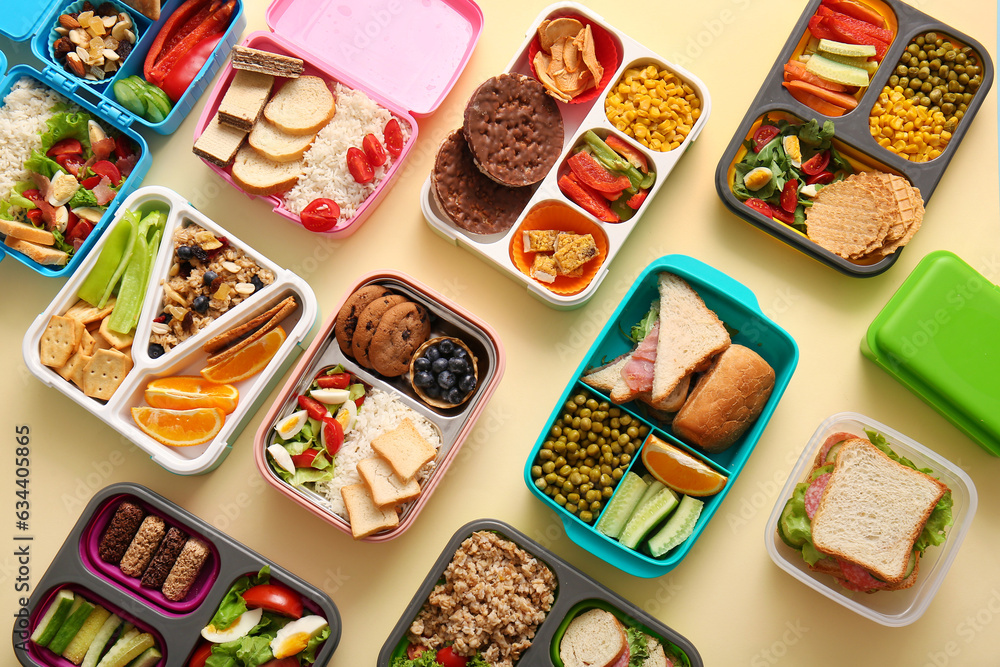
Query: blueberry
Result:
<box><xmin>459</xmin><ymin>373</ymin><xmax>477</xmax><ymax>393</ymax></box>
<box><xmin>431</xmin><ymin>357</ymin><xmax>449</xmax><ymax>374</ymax></box>
<box><xmin>424</xmin><ymin>346</ymin><xmax>441</xmax><ymax>362</ymax></box>
<box><xmin>451</xmin><ymin>347</ymin><xmax>468</xmax><ymax>360</ymax></box>
<box><xmin>437</xmin><ymin>370</ymin><xmax>455</xmax><ymax>389</ymax></box>
<box><xmin>202</xmin><ymin>270</ymin><xmax>218</xmax><ymax>287</ymax></box>
<box><xmin>148</xmin><ymin>343</ymin><xmax>165</xmax><ymax>359</ymax></box>
<box><xmin>446</xmin><ymin>387</ymin><xmax>464</xmax><ymax>404</ymax></box>
<box><xmin>414</xmin><ymin>371</ymin><xmax>434</xmax><ymax>388</ymax></box>
<box><xmin>176</xmin><ymin>246</ymin><xmax>194</xmax><ymax>260</ymax></box>
<box><xmin>250</xmin><ymin>275</ymin><xmax>265</xmax><ymax>292</ymax></box>
<box><xmin>192</xmin><ymin>295</ymin><xmax>210</xmax><ymax>313</ymax></box>
<box><xmin>448</xmin><ymin>357</ymin><xmax>469</xmax><ymax>374</ymax></box>
<box><xmin>413</xmin><ymin>357</ymin><xmax>431</xmax><ymax>373</ymax></box>
<box><xmin>438</xmin><ymin>339</ymin><xmax>455</xmax><ymax>355</ymax></box>
<box><xmin>423</xmin><ymin>383</ymin><xmax>441</xmax><ymax>398</ymax></box>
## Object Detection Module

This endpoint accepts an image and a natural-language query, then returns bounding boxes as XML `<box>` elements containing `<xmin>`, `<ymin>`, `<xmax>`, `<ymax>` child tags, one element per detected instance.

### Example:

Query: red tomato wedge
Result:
<box><xmin>744</xmin><ymin>198</ymin><xmax>774</xmax><ymax>217</ymax></box>
<box><xmin>407</xmin><ymin>645</ymin><xmax>428</xmax><ymax>660</ymax></box>
<box><xmin>261</xmin><ymin>660</ymin><xmax>300</xmax><ymax>667</ymax></box>
<box><xmin>68</xmin><ymin>220</ymin><xmax>95</xmax><ymax>245</ymax></box>
<box><xmin>802</xmin><ymin>151</ymin><xmax>831</xmax><ymax>175</ymax></box>
<box><xmin>21</xmin><ymin>189</ymin><xmax>42</xmax><ymax>203</ymax></box>
<box><xmin>362</xmin><ymin>133</ymin><xmax>387</xmax><ymax>167</ymax></box>
<box><xmin>771</xmin><ymin>206</ymin><xmax>795</xmax><ymax>225</ymax></box>
<box><xmin>291</xmin><ymin>449</ymin><xmax>321</xmax><ymax>469</ymax></box>
<box><xmin>242</xmin><ymin>583</ymin><xmax>304</xmax><ymax>619</ymax></box>
<box><xmin>346</xmin><ymin>147</ymin><xmax>374</xmax><ymax>184</ymax></box>
<box><xmin>81</xmin><ymin>175</ymin><xmax>102</xmax><ymax>190</ymax></box>
<box><xmin>780</xmin><ymin>180</ymin><xmax>799</xmax><ymax>213</ymax></box>
<box><xmin>567</xmin><ymin>151</ymin><xmax>631</xmax><ymax>193</ymax></box>
<box><xmin>115</xmin><ymin>135</ymin><xmax>133</xmax><ymax>161</ymax></box>
<box><xmin>321</xmin><ymin>417</ymin><xmax>344</xmax><ymax>456</ymax></box>
<box><xmin>300</xmin><ymin>198</ymin><xmax>341</xmax><ymax>232</ymax></box>
<box><xmin>188</xmin><ymin>643</ymin><xmax>213</xmax><ymax>667</ymax></box>
<box><xmin>26</xmin><ymin>209</ymin><xmax>43</xmax><ymax>225</ymax></box>
<box><xmin>752</xmin><ymin>125</ymin><xmax>780</xmax><ymax>152</ymax></box>
<box><xmin>604</xmin><ymin>135</ymin><xmax>648</xmax><ymax>173</ymax></box>
<box><xmin>383</xmin><ymin>118</ymin><xmax>404</xmax><ymax>157</ymax></box>
<box><xmin>297</xmin><ymin>395</ymin><xmax>328</xmax><ymax>420</ymax></box>
<box><xmin>56</xmin><ymin>154</ymin><xmax>85</xmax><ymax>177</ymax></box>
<box><xmin>436</xmin><ymin>647</ymin><xmax>469</xmax><ymax>667</ymax></box>
<box><xmin>806</xmin><ymin>171</ymin><xmax>835</xmax><ymax>185</ymax></box>
<box><xmin>91</xmin><ymin>160</ymin><xmax>122</xmax><ymax>187</ymax></box>
<box><xmin>315</xmin><ymin>373</ymin><xmax>350</xmax><ymax>389</ymax></box>
<box><xmin>47</xmin><ymin>138</ymin><xmax>82</xmax><ymax>158</ymax></box>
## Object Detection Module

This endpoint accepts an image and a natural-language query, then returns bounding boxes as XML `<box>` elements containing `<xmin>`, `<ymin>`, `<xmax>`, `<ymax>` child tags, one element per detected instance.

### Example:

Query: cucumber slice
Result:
<box><xmin>824</xmin><ymin>442</ymin><xmax>844</xmax><ymax>464</ymax></box>
<box><xmin>48</xmin><ymin>597</ymin><xmax>96</xmax><ymax>655</ymax></box>
<box><xmin>810</xmin><ymin>464</ymin><xmax>834</xmax><ymax>480</ymax></box>
<box><xmin>112</xmin><ymin>81</ymin><xmax>144</xmax><ymax>117</ymax></box>
<box><xmin>619</xmin><ymin>487</ymin><xmax>679</xmax><ymax>549</ymax></box>
<box><xmin>595</xmin><ymin>472</ymin><xmax>648</xmax><ymax>539</ymax></box>
<box><xmin>818</xmin><ymin>39</ymin><xmax>876</xmax><ymax>58</ymax></box>
<box><xmin>96</xmin><ymin>631</ymin><xmax>155</xmax><ymax>667</ymax></box>
<box><xmin>81</xmin><ymin>614</ymin><xmax>122</xmax><ymax>667</ymax></box>
<box><xmin>636</xmin><ymin>479</ymin><xmax>666</xmax><ymax>515</ymax></box>
<box><xmin>125</xmin><ymin>647</ymin><xmax>161</xmax><ymax>667</ymax></box>
<box><xmin>30</xmin><ymin>590</ymin><xmax>75</xmax><ymax>646</ymax></box>
<box><xmin>63</xmin><ymin>605</ymin><xmax>112</xmax><ymax>665</ymax></box>
<box><xmin>647</xmin><ymin>495</ymin><xmax>704</xmax><ymax>557</ymax></box>
<box><xmin>777</xmin><ymin>497</ymin><xmax>806</xmax><ymax>548</ymax></box>
<box><xmin>805</xmin><ymin>54</ymin><xmax>870</xmax><ymax>87</ymax></box>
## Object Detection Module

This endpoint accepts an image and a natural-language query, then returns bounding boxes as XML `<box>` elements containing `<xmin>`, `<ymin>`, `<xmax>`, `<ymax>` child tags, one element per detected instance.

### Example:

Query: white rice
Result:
<box><xmin>282</xmin><ymin>83</ymin><xmax>410</xmax><ymax>218</ymax></box>
<box><xmin>0</xmin><ymin>78</ymin><xmax>70</xmax><ymax>202</ymax></box>
<box><xmin>316</xmin><ymin>388</ymin><xmax>440</xmax><ymax>517</ymax></box>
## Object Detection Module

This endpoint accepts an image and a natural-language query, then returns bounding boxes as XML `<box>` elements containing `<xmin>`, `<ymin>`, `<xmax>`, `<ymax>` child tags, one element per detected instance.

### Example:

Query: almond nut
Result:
<box><xmin>59</xmin><ymin>14</ymin><xmax>82</xmax><ymax>29</ymax></box>
<box><xmin>66</xmin><ymin>53</ymin><xmax>86</xmax><ymax>77</ymax></box>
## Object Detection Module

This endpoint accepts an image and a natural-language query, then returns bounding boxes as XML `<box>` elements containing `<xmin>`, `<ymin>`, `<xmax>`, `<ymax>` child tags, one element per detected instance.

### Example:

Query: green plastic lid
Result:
<box><xmin>862</xmin><ymin>250</ymin><xmax>1000</xmax><ymax>456</ymax></box>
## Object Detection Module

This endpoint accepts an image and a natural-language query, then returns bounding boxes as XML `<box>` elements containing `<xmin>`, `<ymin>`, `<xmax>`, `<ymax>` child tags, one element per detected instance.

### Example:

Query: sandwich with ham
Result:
<box><xmin>558</xmin><ymin>609</ymin><xmax>689</xmax><ymax>667</ymax></box>
<box><xmin>778</xmin><ymin>430</ymin><xmax>954</xmax><ymax>592</ymax></box>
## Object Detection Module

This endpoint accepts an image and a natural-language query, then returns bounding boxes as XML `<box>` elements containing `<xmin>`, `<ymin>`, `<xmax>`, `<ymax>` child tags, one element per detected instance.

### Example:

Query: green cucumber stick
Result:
<box><xmin>98</xmin><ymin>210</ymin><xmax>140</xmax><ymax>308</ymax></box>
<box><xmin>106</xmin><ymin>221</ymin><xmax>149</xmax><ymax>335</ymax></box>
<box><xmin>78</xmin><ymin>216</ymin><xmax>133</xmax><ymax>307</ymax></box>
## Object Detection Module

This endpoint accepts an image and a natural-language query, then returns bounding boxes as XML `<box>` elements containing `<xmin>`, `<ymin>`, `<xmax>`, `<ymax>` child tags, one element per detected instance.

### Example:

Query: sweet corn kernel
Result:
<box><xmin>604</xmin><ymin>62</ymin><xmax>700</xmax><ymax>151</ymax></box>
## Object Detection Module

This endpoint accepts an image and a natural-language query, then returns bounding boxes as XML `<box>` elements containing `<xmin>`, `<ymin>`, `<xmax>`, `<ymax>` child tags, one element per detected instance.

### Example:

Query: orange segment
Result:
<box><xmin>641</xmin><ymin>434</ymin><xmax>728</xmax><ymax>496</ymax></box>
<box><xmin>145</xmin><ymin>376</ymin><xmax>240</xmax><ymax>414</ymax></box>
<box><xmin>200</xmin><ymin>327</ymin><xmax>286</xmax><ymax>384</ymax></box>
<box><xmin>131</xmin><ymin>406</ymin><xmax>225</xmax><ymax>447</ymax></box>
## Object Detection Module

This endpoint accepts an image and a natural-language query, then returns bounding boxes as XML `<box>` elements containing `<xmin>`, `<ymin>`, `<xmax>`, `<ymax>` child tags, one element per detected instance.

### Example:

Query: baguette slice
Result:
<box><xmin>559</xmin><ymin>609</ymin><xmax>627</xmax><ymax>667</ymax></box>
<box><xmin>231</xmin><ymin>146</ymin><xmax>303</xmax><ymax>196</ymax></box>
<box><xmin>264</xmin><ymin>76</ymin><xmax>335</xmax><ymax>135</ymax></box>
<box><xmin>249</xmin><ymin>119</ymin><xmax>315</xmax><ymax>163</ymax></box>
<box><xmin>811</xmin><ymin>438</ymin><xmax>948</xmax><ymax>583</ymax></box>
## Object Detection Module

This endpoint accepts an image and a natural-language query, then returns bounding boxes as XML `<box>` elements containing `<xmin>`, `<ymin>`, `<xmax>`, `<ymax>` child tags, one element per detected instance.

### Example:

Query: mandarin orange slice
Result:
<box><xmin>200</xmin><ymin>327</ymin><xmax>286</xmax><ymax>384</ymax></box>
<box><xmin>144</xmin><ymin>376</ymin><xmax>239</xmax><ymax>414</ymax></box>
<box><xmin>131</xmin><ymin>406</ymin><xmax>226</xmax><ymax>447</ymax></box>
<box><xmin>641</xmin><ymin>435</ymin><xmax>727</xmax><ymax>496</ymax></box>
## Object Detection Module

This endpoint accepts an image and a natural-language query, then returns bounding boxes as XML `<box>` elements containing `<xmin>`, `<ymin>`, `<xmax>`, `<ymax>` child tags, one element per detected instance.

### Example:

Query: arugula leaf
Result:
<box><xmin>828</xmin><ymin>145</ymin><xmax>853</xmax><ymax>174</ymax></box>
<box><xmin>628</xmin><ymin>302</ymin><xmax>659</xmax><ymax>343</ymax></box>
<box><xmin>792</xmin><ymin>207</ymin><xmax>807</xmax><ymax>233</ymax></box>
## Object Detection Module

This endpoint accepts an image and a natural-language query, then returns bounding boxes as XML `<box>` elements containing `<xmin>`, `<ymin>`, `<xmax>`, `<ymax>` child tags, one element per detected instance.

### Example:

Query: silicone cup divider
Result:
<box><xmin>420</xmin><ymin>1</ymin><xmax>712</xmax><ymax>309</ymax></box>
<box><xmin>13</xmin><ymin>483</ymin><xmax>342</xmax><ymax>667</ymax></box>
<box><xmin>376</xmin><ymin>519</ymin><xmax>703</xmax><ymax>667</ymax></box>
<box><xmin>714</xmin><ymin>0</ymin><xmax>993</xmax><ymax>277</ymax></box>
<box><xmin>253</xmin><ymin>272</ymin><xmax>505</xmax><ymax>540</ymax></box>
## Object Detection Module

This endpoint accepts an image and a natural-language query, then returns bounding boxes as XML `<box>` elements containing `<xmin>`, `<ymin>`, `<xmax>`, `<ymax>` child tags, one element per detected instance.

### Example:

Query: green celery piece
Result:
<box><xmin>78</xmin><ymin>215</ymin><xmax>134</xmax><ymax>307</ymax></box>
<box><xmin>106</xmin><ymin>217</ymin><xmax>150</xmax><ymax>335</ymax></box>
<box><xmin>97</xmin><ymin>210</ymin><xmax>140</xmax><ymax>308</ymax></box>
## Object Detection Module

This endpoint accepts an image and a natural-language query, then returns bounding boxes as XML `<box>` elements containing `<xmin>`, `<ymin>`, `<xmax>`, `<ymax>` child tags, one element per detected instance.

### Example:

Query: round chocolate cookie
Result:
<box><xmin>432</xmin><ymin>130</ymin><xmax>534</xmax><ymax>235</ymax></box>
<box><xmin>335</xmin><ymin>285</ymin><xmax>392</xmax><ymax>356</ymax></box>
<box><xmin>351</xmin><ymin>294</ymin><xmax>407</xmax><ymax>368</ymax></box>
<box><xmin>369</xmin><ymin>302</ymin><xmax>432</xmax><ymax>377</ymax></box>
<box><xmin>463</xmin><ymin>73</ymin><xmax>564</xmax><ymax>187</ymax></box>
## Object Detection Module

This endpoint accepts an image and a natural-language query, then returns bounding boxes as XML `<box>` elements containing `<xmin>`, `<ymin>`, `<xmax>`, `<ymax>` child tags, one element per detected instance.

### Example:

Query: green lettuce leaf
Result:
<box><xmin>40</xmin><ymin>111</ymin><xmax>93</xmax><ymax>154</ymax></box>
<box><xmin>301</xmin><ymin>626</ymin><xmax>331</xmax><ymax>665</ymax></box>
<box><xmin>626</xmin><ymin>627</ymin><xmax>649</xmax><ymax>667</ymax></box>
<box><xmin>208</xmin><ymin>566</ymin><xmax>271</xmax><ymax>630</ymax></box>
<box><xmin>69</xmin><ymin>187</ymin><xmax>100</xmax><ymax>209</ymax></box>
<box><xmin>24</xmin><ymin>150</ymin><xmax>63</xmax><ymax>179</ymax></box>
<box><xmin>390</xmin><ymin>648</ymin><xmax>443</xmax><ymax>667</ymax></box>
<box><xmin>274</xmin><ymin>463</ymin><xmax>336</xmax><ymax>487</ymax></box>
<box><xmin>628</xmin><ymin>301</ymin><xmax>659</xmax><ymax>344</ymax></box>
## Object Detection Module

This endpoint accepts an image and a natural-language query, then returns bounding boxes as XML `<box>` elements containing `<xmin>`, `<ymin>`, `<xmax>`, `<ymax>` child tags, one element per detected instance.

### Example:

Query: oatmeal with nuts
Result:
<box><xmin>148</xmin><ymin>224</ymin><xmax>274</xmax><ymax>357</ymax></box>
<box><xmin>407</xmin><ymin>531</ymin><xmax>556</xmax><ymax>667</ymax></box>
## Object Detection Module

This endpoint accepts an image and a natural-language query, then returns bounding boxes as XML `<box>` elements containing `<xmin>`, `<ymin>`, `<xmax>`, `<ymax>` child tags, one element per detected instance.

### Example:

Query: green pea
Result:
<box><xmin>565</xmin><ymin>503</ymin><xmax>577</xmax><ymax>513</ymax></box>
<box><xmin>578</xmin><ymin>408</ymin><xmax>592</xmax><ymax>419</ymax></box>
<box><xmin>542</xmin><ymin>461</ymin><xmax>556</xmax><ymax>474</ymax></box>
<box><xmin>555</xmin><ymin>494</ymin><xmax>567</xmax><ymax>506</ymax></box>
<box><xmin>579</xmin><ymin>511</ymin><xmax>593</xmax><ymax>523</ymax></box>
<box><xmin>603</xmin><ymin>486</ymin><xmax>614</xmax><ymax>499</ymax></box>
<box><xmin>612</xmin><ymin>469</ymin><xmax>623</xmax><ymax>481</ymax></box>
<box><xmin>534</xmin><ymin>478</ymin><xmax>547</xmax><ymax>491</ymax></box>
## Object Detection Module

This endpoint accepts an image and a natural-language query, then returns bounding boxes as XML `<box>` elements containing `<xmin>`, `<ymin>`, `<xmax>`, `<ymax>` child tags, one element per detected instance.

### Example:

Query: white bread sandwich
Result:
<box><xmin>559</xmin><ymin>608</ymin><xmax>686</xmax><ymax>667</ymax></box>
<box><xmin>777</xmin><ymin>431</ymin><xmax>953</xmax><ymax>593</ymax></box>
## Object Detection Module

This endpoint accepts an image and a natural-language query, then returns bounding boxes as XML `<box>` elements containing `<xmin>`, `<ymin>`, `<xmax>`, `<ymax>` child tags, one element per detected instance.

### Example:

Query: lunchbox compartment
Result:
<box><xmin>24</xmin><ymin>583</ymin><xmax>168</xmax><ymax>667</ymax></box>
<box><xmin>79</xmin><ymin>494</ymin><xmax>219</xmax><ymax>614</ymax></box>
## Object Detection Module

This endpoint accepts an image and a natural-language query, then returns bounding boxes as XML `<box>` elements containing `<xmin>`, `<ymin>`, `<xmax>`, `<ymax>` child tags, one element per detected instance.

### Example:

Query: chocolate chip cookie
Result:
<box><xmin>335</xmin><ymin>285</ymin><xmax>392</xmax><ymax>356</ymax></box>
<box><xmin>369</xmin><ymin>302</ymin><xmax>432</xmax><ymax>377</ymax></box>
<box><xmin>351</xmin><ymin>294</ymin><xmax>407</xmax><ymax>368</ymax></box>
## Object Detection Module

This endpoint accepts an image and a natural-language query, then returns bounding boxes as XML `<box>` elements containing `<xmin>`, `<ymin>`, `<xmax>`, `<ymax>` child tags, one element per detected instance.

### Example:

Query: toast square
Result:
<box><xmin>357</xmin><ymin>456</ymin><xmax>421</xmax><ymax>508</ymax></box>
<box><xmin>811</xmin><ymin>438</ymin><xmax>948</xmax><ymax>583</ymax></box>
<box><xmin>370</xmin><ymin>419</ymin><xmax>436</xmax><ymax>482</ymax></box>
<box><xmin>341</xmin><ymin>483</ymin><xmax>399</xmax><ymax>539</ymax></box>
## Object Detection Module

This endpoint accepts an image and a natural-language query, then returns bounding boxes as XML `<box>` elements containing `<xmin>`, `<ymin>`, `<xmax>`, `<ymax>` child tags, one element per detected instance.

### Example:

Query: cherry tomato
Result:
<box><xmin>81</xmin><ymin>175</ymin><xmax>102</xmax><ymax>190</ymax></box>
<box><xmin>115</xmin><ymin>135</ymin><xmax>133</xmax><ymax>161</ymax></box>
<box><xmin>383</xmin><ymin>118</ymin><xmax>404</xmax><ymax>157</ymax></box>
<box><xmin>300</xmin><ymin>198</ymin><xmax>341</xmax><ymax>233</ymax></box>
<box><xmin>346</xmin><ymin>147</ymin><xmax>374</xmax><ymax>184</ymax></box>
<box><xmin>64</xmin><ymin>210</ymin><xmax>80</xmax><ymax>237</ymax></box>
<box><xmin>322</xmin><ymin>417</ymin><xmax>344</xmax><ymax>456</ymax></box>
<box><xmin>780</xmin><ymin>179</ymin><xmax>799</xmax><ymax>213</ymax></box>
<box><xmin>21</xmin><ymin>189</ymin><xmax>43</xmax><ymax>203</ymax></box>
<box><xmin>56</xmin><ymin>154</ymin><xmax>85</xmax><ymax>177</ymax></box>
<box><xmin>67</xmin><ymin>219</ymin><xmax>94</xmax><ymax>244</ymax></box>
<box><xmin>771</xmin><ymin>205</ymin><xmax>795</xmax><ymax>225</ymax></box>
<box><xmin>242</xmin><ymin>583</ymin><xmax>304</xmax><ymax>619</ymax></box>
<box><xmin>362</xmin><ymin>133</ymin><xmax>387</xmax><ymax>167</ymax></box>
<box><xmin>437</xmin><ymin>646</ymin><xmax>469</xmax><ymax>667</ymax></box>
<box><xmin>47</xmin><ymin>138</ymin><xmax>83</xmax><ymax>158</ymax></box>
<box><xmin>188</xmin><ymin>643</ymin><xmax>213</xmax><ymax>667</ymax></box>
<box><xmin>806</xmin><ymin>171</ymin><xmax>835</xmax><ymax>185</ymax></box>
<box><xmin>802</xmin><ymin>150</ymin><xmax>830</xmax><ymax>175</ymax></box>
<box><xmin>91</xmin><ymin>160</ymin><xmax>122</xmax><ymax>186</ymax></box>
<box><xmin>752</xmin><ymin>125</ymin><xmax>780</xmax><ymax>152</ymax></box>
<box><xmin>406</xmin><ymin>645</ymin><xmax>428</xmax><ymax>660</ymax></box>
<box><xmin>743</xmin><ymin>198</ymin><xmax>774</xmax><ymax>217</ymax></box>
<box><xmin>291</xmin><ymin>449</ymin><xmax>321</xmax><ymax>469</ymax></box>
<box><xmin>315</xmin><ymin>373</ymin><xmax>350</xmax><ymax>389</ymax></box>
<box><xmin>26</xmin><ymin>209</ymin><xmax>43</xmax><ymax>225</ymax></box>
<box><xmin>297</xmin><ymin>395</ymin><xmax>328</xmax><ymax>421</ymax></box>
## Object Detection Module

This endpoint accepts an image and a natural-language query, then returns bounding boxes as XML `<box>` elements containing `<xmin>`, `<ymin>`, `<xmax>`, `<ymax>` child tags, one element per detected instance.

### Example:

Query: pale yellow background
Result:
<box><xmin>2</xmin><ymin>0</ymin><xmax>1000</xmax><ymax>665</ymax></box>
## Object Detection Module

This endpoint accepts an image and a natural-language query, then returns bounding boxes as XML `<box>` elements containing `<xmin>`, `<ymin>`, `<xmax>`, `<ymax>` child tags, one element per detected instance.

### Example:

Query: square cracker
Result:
<box><xmin>40</xmin><ymin>316</ymin><xmax>84</xmax><ymax>368</ymax></box>
<box><xmin>80</xmin><ymin>328</ymin><xmax>97</xmax><ymax>356</ymax></box>
<box><xmin>57</xmin><ymin>350</ymin><xmax>91</xmax><ymax>388</ymax></box>
<box><xmin>83</xmin><ymin>349</ymin><xmax>133</xmax><ymax>401</ymax></box>
<box><xmin>65</xmin><ymin>298</ymin><xmax>116</xmax><ymax>325</ymax></box>
<box><xmin>100</xmin><ymin>317</ymin><xmax>135</xmax><ymax>350</ymax></box>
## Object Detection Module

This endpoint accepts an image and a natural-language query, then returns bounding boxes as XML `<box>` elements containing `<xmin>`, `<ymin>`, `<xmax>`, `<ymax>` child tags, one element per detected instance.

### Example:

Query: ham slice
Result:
<box><xmin>93</xmin><ymin>137</ymin><xmax>115</xmax><ymax>161</ymax></box>
<box><xmin>621</xmin><ymin>320</ymin><xmax>660</xmax><ymax>392</ymax></box>
<box><xmin>93</xmin><ymin>176</ymin><xmax>116</xmax><ymax>206</ymax></box>
<box><xmin>116</xmin><ymin>154</ymin><xmax>137</xmax><ymax>178</ymax></box>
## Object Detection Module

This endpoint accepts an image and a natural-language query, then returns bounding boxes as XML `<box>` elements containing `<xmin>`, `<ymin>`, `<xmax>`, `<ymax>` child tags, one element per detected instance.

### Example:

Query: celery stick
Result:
<box><xmin>97</xmin><ymin>211</ymin><xmax>139</xmax><ymax>308</ymax></box>
<box><xmin>78</xmin><ymin>216</ymin><xmax>132</xmax><ymax>307</ymax></box>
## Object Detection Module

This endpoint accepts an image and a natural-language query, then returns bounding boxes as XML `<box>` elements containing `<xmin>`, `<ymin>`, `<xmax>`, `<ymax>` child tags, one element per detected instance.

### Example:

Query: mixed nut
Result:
<box><xmin>54</xmin><ymin>2</ymin><xmax>137</xmax><ymax>81</ymax></box>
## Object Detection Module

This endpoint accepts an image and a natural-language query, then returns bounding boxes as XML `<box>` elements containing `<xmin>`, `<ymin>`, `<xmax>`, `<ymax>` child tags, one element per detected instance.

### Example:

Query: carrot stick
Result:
<box><xmin>784</xmin><ymin>79</ymin><xmax>858</xmax><ymax>110</ymax></box>
<box><xmin>782</xmin><ymin>82</ymin><xmax>846</xmax><ymax>117</ymax></box>
<box><xmin>784</xmin><ymin>61</ymin><xmax>851</xmax><ymax>93</ymax></box>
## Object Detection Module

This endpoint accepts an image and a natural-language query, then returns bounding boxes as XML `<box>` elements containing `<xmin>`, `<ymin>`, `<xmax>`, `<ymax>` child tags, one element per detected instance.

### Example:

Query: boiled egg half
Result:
<box><xmin>274</xmin><ymin>409</ymin><xmax>309</xmax><ymax>440</ymax></box>
<box><xmin>271</xmin><ymin>615</ymin><xmax>329</xmax><ymax>659</ymax></box>
<box><xmin>201</xmin><ymin>607</ymin><xmax>263</xmax><ymax>643</ymax></box>
<box><xmin>743</xmin><ymin>166</ymin><xmax>773</xmax><ymax>191</ymax></box>
<box><xmin>782</xmin><ymin>135</ymin><xmax>802</xmax><ymax>167</ymax></box>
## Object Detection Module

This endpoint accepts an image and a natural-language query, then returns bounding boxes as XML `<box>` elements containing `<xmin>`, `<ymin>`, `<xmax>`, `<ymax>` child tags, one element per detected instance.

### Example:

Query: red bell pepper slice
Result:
<box><xmin>144</xmin><ymin>0</ymin><xmax>211</xmax><ymax>80</ymax></box>
<box><xmin>808</xmin><ymin>15</ymin><xmax>839</xmax><ymax>41</ymax></box>
<box><xmin>821</xmin><ymin>0</ymin><xmax>886</xmax><ymax>27</ymax></box>
<box><xmin>558</xmin><ymin>173</ymin><xmax>619</xmax><ymax>223</ymax></box>
<box><xmin>626</xmin><ymin>189</ymin><xmax>649</xmax><ymax>209</ymax></box>
<box><xmin>816</xmin><ymin>6</ymin><xmax>891</xmax><ymax>43</ymax></box>
<box><xmin>148</xmin><ymin>0</ymin><xmax>236</xmax><ymax>85</ymax></box>
<box><xmin>604</xmin><ymin>135</ymin><xmax>648</xmax><ymax>173</ymax></box>
<box><xmin>567</xmin><ymin>151</ymin><xmax>631</xmax><ymax>193</ymax></box>
<box><xmin>824</xmin><ymin>17</ymin><xmax>889</xmax><ymax>60</ymax></box>
<box><xmin>158</xmin><ymin>32</ymin><xmax>224</xmax><ymax>102</ymax></box>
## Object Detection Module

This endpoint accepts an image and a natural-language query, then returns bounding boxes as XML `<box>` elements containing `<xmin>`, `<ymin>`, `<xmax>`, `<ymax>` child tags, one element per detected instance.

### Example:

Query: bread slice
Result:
<box><xmin>341</xmin><ymin>483</ymin><xmax>399</xmax><ymax>539</ymax></box>
<box><xmin>811</xmin><ymin>438</ymin><xmax>948</xmax><ymax>583</ymax></box>
<box><xmin>651</xmin><ymin>273</ymin><xmax>730</xmax><ymax>405</ymax></box>
<box><xmin>357</xmin><ymin>456</ymin><xmax>421</xmax><ymax>508</ymax></box>
<box><xmin>4</xmin><ymin>236</ymin><xmax>68</xmax><ymax>266</ymax></box>
<box><xmin>559</xmin><ymin>609</ymin><xmax>627</xmax><ymax>667</ymax></box>
<box><xmin>639</xmin><ymin>636</ymin><xmax>668</xmax><ymax>667</ymax></box>
<box><xmin>249</xmin><ymin>119</ymin><xmax>315</xmax><ymax>163</ymax></box>
<box><xmin>582</xmin><ymin>354</ymin><xmax>633</xmax><ymax>402</ymax></box>
<box><xmin>0</xmin><ymin>217</ymin><xmax>55</xmax><ymax>245</ymax></box>
<box><xmin>370</xmin><ymin>419</ymin><xmax>436</xmax><ymax>482</ymax></box>
<box><xmin>231</xmin><ymin>146</ymin><xmax>303</xmax><ymax>196</ymax></box>
<box><xmin>263</xmin><ymin>76</ymin><xmax>335</xmax><ymax>135</ymax></box>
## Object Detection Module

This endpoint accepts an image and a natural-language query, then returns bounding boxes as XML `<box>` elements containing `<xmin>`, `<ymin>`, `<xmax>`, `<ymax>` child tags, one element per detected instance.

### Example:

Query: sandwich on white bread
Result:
<box><xmin>581</xmin><ymin>353</ymin><xmax>690</xmax><ymax>414</ymax></box>
<box><xmin>559</xmin><ymin>609</ymin><xmax>676</xmax><ymax>667</ymax></box>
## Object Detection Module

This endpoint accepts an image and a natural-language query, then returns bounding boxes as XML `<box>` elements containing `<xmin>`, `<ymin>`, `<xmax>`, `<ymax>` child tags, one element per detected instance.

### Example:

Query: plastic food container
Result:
<box><xmin>765</xmin><ymin>412</ymin><xmax>977</xmax><ymax>626</ymax></box>
<box><xmin>254</xmin><ymin>270</ymin><xmax>505</xmax><ymax>541</ymax></box>
<box><xmin>714</xmin><ymin>0</ymin><xmax>993</xmax><ymax>277</ymax></box>
<box><xmin>523</xmin><ymin>255</ymin><xmax>798</xmax><ymax>577</ymax></box>
<box><xmin>377</xmin><ymin>518</ymin><xmax>703</xmax><ymax>667</ymax></box>
<box><xmin>422</xmin><ymin>1</ymin><xmax>712</xmax><ymax>309</ymax></box>
<box><xmin>862</xmin><ymin>250</ymin><xmax>1000</xmax><ymax>456</ymax></box>
<box><xmin>0</xmin><ymin>57</ymin><xmax>151</xmax><ymax>278</ymax></box>
<box><xmin>1</xmin><ymin>0</ymin><xmax>246</xmax><ymax>134</ymax></box>
<box><xmin>22</xmin><ymin>186</ymin><xmax>318</xmax><ymax>475</ymax></box>
<box><xmin>193</xmin><ymin>0</ymin><xmax>483</xmax><ymax>235</ymax></box>
<box><xmin>11</xmin><ymin>482</ymin><xmax>341</xmax><ymax>666</ymax></box>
